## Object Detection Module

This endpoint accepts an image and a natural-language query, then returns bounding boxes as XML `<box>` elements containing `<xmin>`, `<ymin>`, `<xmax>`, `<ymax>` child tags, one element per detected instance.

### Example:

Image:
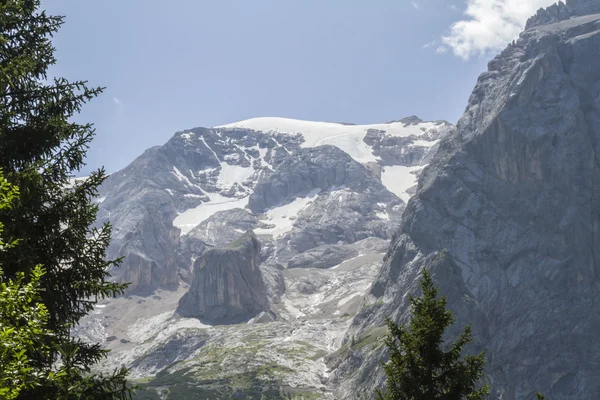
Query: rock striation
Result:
<box><xmin>526</xmin><ymin>0</ymin><xmax>600</xmax><ymax>29</ymax></box>
<box><xmin>176</xmin><ymin>231</ymin><xmax>269</xmax><ymax>323</ymax></box>
<box><xmin>95</xmin><ymin>116</ymin><xmax>447</xmax><ymax>292</ymax></box>
<box><xmin>337</xmin><ymin>4</ymin><xmax>600</xmax><ymax>399</ymax></box>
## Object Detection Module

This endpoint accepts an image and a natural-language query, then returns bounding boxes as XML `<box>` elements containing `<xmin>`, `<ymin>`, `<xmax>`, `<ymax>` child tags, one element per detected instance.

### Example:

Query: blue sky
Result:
<box><xmin>42</xmin><ymin>0</ymin><xmax>556</xmax><ymax>175</ymax></box>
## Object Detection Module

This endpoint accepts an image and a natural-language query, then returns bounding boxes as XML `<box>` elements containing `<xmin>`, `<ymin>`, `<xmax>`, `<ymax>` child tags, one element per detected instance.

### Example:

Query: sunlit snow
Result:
<box><xmin>218</xmin><ymin>163</ymin><xmax>254</xmax><ymax>189</ymax></box>
<box><xmin>173</xmin><ymin>193</ymin><xmax>249</xmax><ymax>235</ymax></box>
<box><xmin>216</xmin><ymin>117</ymin><xmax>439</xmax><ymax>164</ymax></box>
<box><xmin>255</xmin><ymin>189</ymin><xmax>321</xmax><ymax>238</ymax></box>
<box><xmin>381</xmin><ymin>165</ymin><xmax>425</xmax><ymax>203</ymax></box>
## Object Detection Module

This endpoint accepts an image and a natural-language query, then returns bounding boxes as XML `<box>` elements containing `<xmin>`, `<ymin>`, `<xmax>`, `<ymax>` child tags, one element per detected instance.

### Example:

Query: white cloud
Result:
<box><xmin>423</xmin><ymin>40</ymin><xmax>437</xmax><ymax>49</ymax></box>
<box><xmin>112</xmin><ymin>97</ymin><xmax>123</xmax><ymax>106</ymax></box>
<box><xmin>440</xmin><ymin>0</ymin><xmax>557</xmax><ymax>60</ymax></box>
<box><xmin>449</xmin><ymin>4</ymin><xmax>459</xmax><ymax>11</ymax></box>
<box><xmin>411</xmin><ymin>0</ymin><xmax>420</xmax><ymax>9</ymax></box>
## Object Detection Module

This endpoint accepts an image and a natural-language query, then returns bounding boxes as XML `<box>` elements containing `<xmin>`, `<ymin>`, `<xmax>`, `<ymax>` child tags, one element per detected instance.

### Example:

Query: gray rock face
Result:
<box><xmin>526</xmin><ymin>0</ymin><xmax>600</xmax><ymax>29</ymax></box>
<box><xmin>185</xmin><ymin>208</ymin><xmax>259</xmax><ymax>248</ymax></box>
<box><xmin>177</xmin><ymin>231</ymin><xmax>269</xmax><ymax>323</ymax></box>
<box><xmin>569</xmin><ymin>0</ymin><xmax>600</xmax><ymax>16</ymax></box>
<box><xmin>288</xmin><ymin>245</ymin><xmax>359</xmax><ymax>269</ymax></box>
<box><xmin>96</xmin><ymin>151</ymin><xmax>183</xmax><ymax>292</ymax></box>
<box><xmin>95</xmin><ymin>115</ymin><xmax>450</xmax><ymax>292</ymax></box>
<box><xmin>79</xmin><ymin>115</ymin><xmax>455</xmax><ymax>396</ymax></box>
<box><xmin>248</xmin><ymin>145</ymin><xmax>384</xmax><ymax>213</ymax></box>
<box><xmin>526</xmin><ymin>1</ymin><xmax>573</xmax><ymax>29</ymax></box>
<box><xmin>287</xmin><ymin>238</ymin><xmax>390</xmax><ymax>269</ymax></box>
<box><xmin>364</xmin><ymin>121</ymin><xmax>452</xmax><ymax>167</ymax></box>
<box><xmin>259</xmin><ymin>264</ymin><xmax>286</xmax><ymax>304</ymax></box>
<box><xmin>248</xmin><ymin>146</ymin><xmax>402</xmax><ymax>264</ymax></box>
<box><xmin>271</xmin><ymin>188</ymin><xmax>400</xmax><ymax>262</ymax></box>
<box><xmin>338</xmin><ymin>9</ymin><xmax>600</xmax><ymax>400</ymax></box>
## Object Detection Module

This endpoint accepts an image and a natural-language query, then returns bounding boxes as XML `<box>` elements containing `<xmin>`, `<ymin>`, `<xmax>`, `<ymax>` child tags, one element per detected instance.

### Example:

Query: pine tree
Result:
<box><xmin>0</xmin><ymin>1</ymin><xmax>132</xmax><ymax>398</ymax></box>
<box><xmin>0</xmin><ymin>171</ymin><xmax>50</xmax><ymax>400</ymax></box>
<box><xmin>376</xmin><ymin>269</ymin><xmax>489</xmax><ymax>400</ymax></box>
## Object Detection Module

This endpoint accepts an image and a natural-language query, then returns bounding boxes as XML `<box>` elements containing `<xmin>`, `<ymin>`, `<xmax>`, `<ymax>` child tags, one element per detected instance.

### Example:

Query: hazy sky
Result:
<box><xmin>42</xmin><ymin>0</ymin><xmax>556</xmax><ymax>175</ymax></box>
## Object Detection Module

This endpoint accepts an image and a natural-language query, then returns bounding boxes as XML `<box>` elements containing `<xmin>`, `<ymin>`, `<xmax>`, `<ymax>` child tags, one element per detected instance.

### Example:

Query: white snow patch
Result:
<box><xmin>165</xmin><ymin>189</ymin><xmax>174</xmax><ymax>196</ymax></box>
<box><xmin>183</xmin><ymin>193</ymin><xmax>204</xmax><ymax>198</ymax></box>
<box><xmin>411</xmin><ymin>139</ymin><xmax>439</xmax><ymax>147</ymax></box>
<box><xmin>376</xmin><ymin>211</ymin><xmax>390</xmax><ymax>220</ymax></box>
<box><xmin>199</xmin><ymin>136</ymin><xmax>221</xmax><ymax>164</ymax></box>
<box><xmin>255</xmin><ymin>189</ymin><xmax>321</xmax><ymax>238</ymax></box>
<box><xmin>66</xmin><ymin>176</ymin><xmax>89</xmax><ymax>189</ymax></box>
<box><xmin>325</xmin><ymin>187</ymin><xmax>348</xmax><ymax>205</ymax></box>
<box><xmin>218</xmin><ymin>163</ymin><xmax>254</xmax><ymax>189</ymax></box>
<box><xmin>381</xmin><ymin>165</ymin><xmax>425</xmax><ymax>203</ymax></box>
<box><xmin>329</xmin><ymin>254</ymin><xmax>365</xmax><ymax>270</ymax></box>
<box><xmin>127</xmin><ymin>311</ymin><xmax>210</xmax><ymax>343</ymax></box>
<box><xmin>173</xmin><ymin>193</ymin><xmax>249</xmax><ymax>235</ymax></box>
<box><xmin>224</xmin><ymin>153</ymin><xmax>240</xmax><ymax>162</ymax></box>
<box><xmin>216</xmin><ymin>117</ymin><xmax>439</xmax><ymax>164</ymax></box>
<box><xmin>313</xmin><ymin>131</ymin><xmax>378</xmax><ymax>163</ymax></box>
<box><xmin>95</xmin><ymin>196</ymin><xmax>106</xmax><ymax>203</ymax></box>
<box><xmin>337</xmin><ymin>294</ymin><xmax>361</xmax><ymax>308</ymax></box>
<box><xmin>171</xmin><ymin>166</ymin><xmax>195</xmax><ymax>188</ymax></box>
<box><xmin>258</xmin><ymin>147</ymin><xmax>268</xmax><ymax>159</ymax></box>
<box><xmin>181</xmin><ymin>132</ymin><xmax>194</xmax><ymax>141</ymax></box>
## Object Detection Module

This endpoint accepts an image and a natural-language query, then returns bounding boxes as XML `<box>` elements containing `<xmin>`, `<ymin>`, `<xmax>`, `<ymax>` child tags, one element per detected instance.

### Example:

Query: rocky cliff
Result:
<box><xmin>336</xmin><ymin>2</ymin><xmax>600</xmax><ymax>399</ymax></box>
<box><xmin>177</xmin><ymin>231</ymin><xmax>269</xmax><ymax>323</ymax></box>
<box><xmin>95</xmin><ymin>117</ymin><xmax>450</xmax><ymax>292</ymax></box>
<box><xmin>76</xmin><ymin>115</ymin><xmax>449</xmax><ymax>398</ymax></box>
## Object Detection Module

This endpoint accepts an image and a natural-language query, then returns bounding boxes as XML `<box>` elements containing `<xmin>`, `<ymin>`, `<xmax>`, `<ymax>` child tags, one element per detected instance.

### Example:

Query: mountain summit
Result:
<box><xmin>75</xmin><ymin>2</ymin><xmax>600</xmax><ymax>398</ymax></box>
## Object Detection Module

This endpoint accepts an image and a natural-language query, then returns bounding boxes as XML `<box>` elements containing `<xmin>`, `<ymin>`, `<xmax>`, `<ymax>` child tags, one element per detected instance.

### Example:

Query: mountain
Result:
<box><xmin>75</xmin><ymin>116</ymin><xmax>452</xmax><ymax>398</ymax></box>
<box><xmin>94</xmin><ymin>116</ymin><xmax>452</xmax><ymax>292</ymax></box>
<box><xmin>75</xmin><ymin>1</ymin><xmax>600</xmax><ymax>398</ymax></box>
<box><xmin>333</xmin><ymin>1</ymin><xmax>600</xmax><ymax>398</ymax></box>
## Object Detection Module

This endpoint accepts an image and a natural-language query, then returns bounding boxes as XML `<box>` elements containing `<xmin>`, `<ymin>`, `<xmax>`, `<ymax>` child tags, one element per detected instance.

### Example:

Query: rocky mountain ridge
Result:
<box><xmin>76</xmin><ymin>115</ymin><xmax>452</xmax><ymax>398</ymax></box>
<box><xmin>334</xmin><ymin>2</ymin><xmax>600</xmax><ymax>399</ymax></box>
<box><xmin>76</xmin><ymin>1</ymin><xmax>600</xmax><ymax>398</ymax></box>
<box><xmin>95</xmin><ymin>116</ymin><xmax>452</xmax><ymax>293</ymax></box>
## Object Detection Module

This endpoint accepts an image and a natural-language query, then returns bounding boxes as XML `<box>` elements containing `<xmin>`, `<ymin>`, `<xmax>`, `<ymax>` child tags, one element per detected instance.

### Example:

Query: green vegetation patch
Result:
<box><xmin>133</xmin><ymin>365</ymin><xmax>324</xmax><ymax>400</ymax></box>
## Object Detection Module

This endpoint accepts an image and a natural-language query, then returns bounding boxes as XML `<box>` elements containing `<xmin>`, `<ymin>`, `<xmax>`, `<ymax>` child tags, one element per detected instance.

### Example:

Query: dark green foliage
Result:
<box><xmin>376</xmin><ymin>270</ymin><xmax>490</xmax><ymax>400</ymax></box>
<box><xmin>134</xmin><ymin>367</ymin><xmax>296</xmax><ymax>399</ymax></box>
<box><xmin>0</xmin><ymin>0</ymin><xmax>132</xmax><ymax>398</ymax></box>
<box><xmin>0</xmin><ymin>173</ymin><xmax>51</xmax><ymax>400</ymax></box>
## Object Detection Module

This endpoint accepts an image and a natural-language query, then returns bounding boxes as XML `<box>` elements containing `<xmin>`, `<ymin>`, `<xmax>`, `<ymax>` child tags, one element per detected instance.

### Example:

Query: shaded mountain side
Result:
<box><xmin>336</xmin><ymin>4</ymin><xmax>600</xmax><ymax>399</ymax></box>
<box><xmin>177</xmin><ymin>231</ymin><xmax>270</xmax><ymax>323</ymax></box>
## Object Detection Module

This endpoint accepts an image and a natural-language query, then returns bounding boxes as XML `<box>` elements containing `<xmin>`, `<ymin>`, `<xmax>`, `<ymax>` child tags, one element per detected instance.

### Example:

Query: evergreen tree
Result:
<box><xmin>376</xmin><ymin>269</ymin><xmax>489</xmax><ymax>400</ymax></box>
<box><xmin>0</xmin><ymin>1</ymin><xmax>132</xmax><ymax>398</ymax></box>
<box><xmin>0</xmin><ymin>171</ymin><xmax>51</xmax><ymax>400</ymax></box>
<box><xmin>0</xmin><ymin>263</ymin><xmax>49</xmax><ymax>400</ymax></box>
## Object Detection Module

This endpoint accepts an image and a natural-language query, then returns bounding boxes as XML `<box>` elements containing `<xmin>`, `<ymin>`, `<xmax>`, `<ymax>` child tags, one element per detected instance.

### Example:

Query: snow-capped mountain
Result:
<box><xmin>80</xmin><ymin>2</ymin><xmax>600</xmax><ymax>397</ymax></box>
<box><xmin>75</xmin><ymin>114</ymin><xmax>453</xmax><ymax>398</ymax></box>
<box><xmin>95</xmin><ymin>115</ymin><xmax>452</xmax><ymax>292</ymax></box>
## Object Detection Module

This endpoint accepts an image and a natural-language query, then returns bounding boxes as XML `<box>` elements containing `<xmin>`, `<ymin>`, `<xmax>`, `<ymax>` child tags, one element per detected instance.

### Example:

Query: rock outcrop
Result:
<box><xmin>94</xmin><ymin>115</ymin><xmax>449</xmax><ymax>292</ymax></box>
<box><xmin>177</xmin><ymin>231</ymin><xmax>269</xmax><ymax>323</ymax></box>
<box><xmin>526</xmin><ymin>0</ymin><xmax>600</xmax><ymax>29</ymax></box>
<box><xmin>248</xmin><ymin>145</ymin><xmax>388</xmax><ymax>213</ymax></box>
<box><xmin>287</xmin><ymin>244</ymin><xmax>359</xmax><ymax>270</ymax></box>
<box><xmin>338</xmin><ymin>5</ymin><xmax>600</xmax><ymax>399</ymax></box>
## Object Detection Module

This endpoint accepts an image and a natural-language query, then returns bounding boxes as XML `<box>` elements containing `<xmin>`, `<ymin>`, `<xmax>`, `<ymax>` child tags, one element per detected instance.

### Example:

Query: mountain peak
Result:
<box><xmin>526</xmin><ymin>0</ymin><xmax>600</xmax><ymax>30</ymax></box>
